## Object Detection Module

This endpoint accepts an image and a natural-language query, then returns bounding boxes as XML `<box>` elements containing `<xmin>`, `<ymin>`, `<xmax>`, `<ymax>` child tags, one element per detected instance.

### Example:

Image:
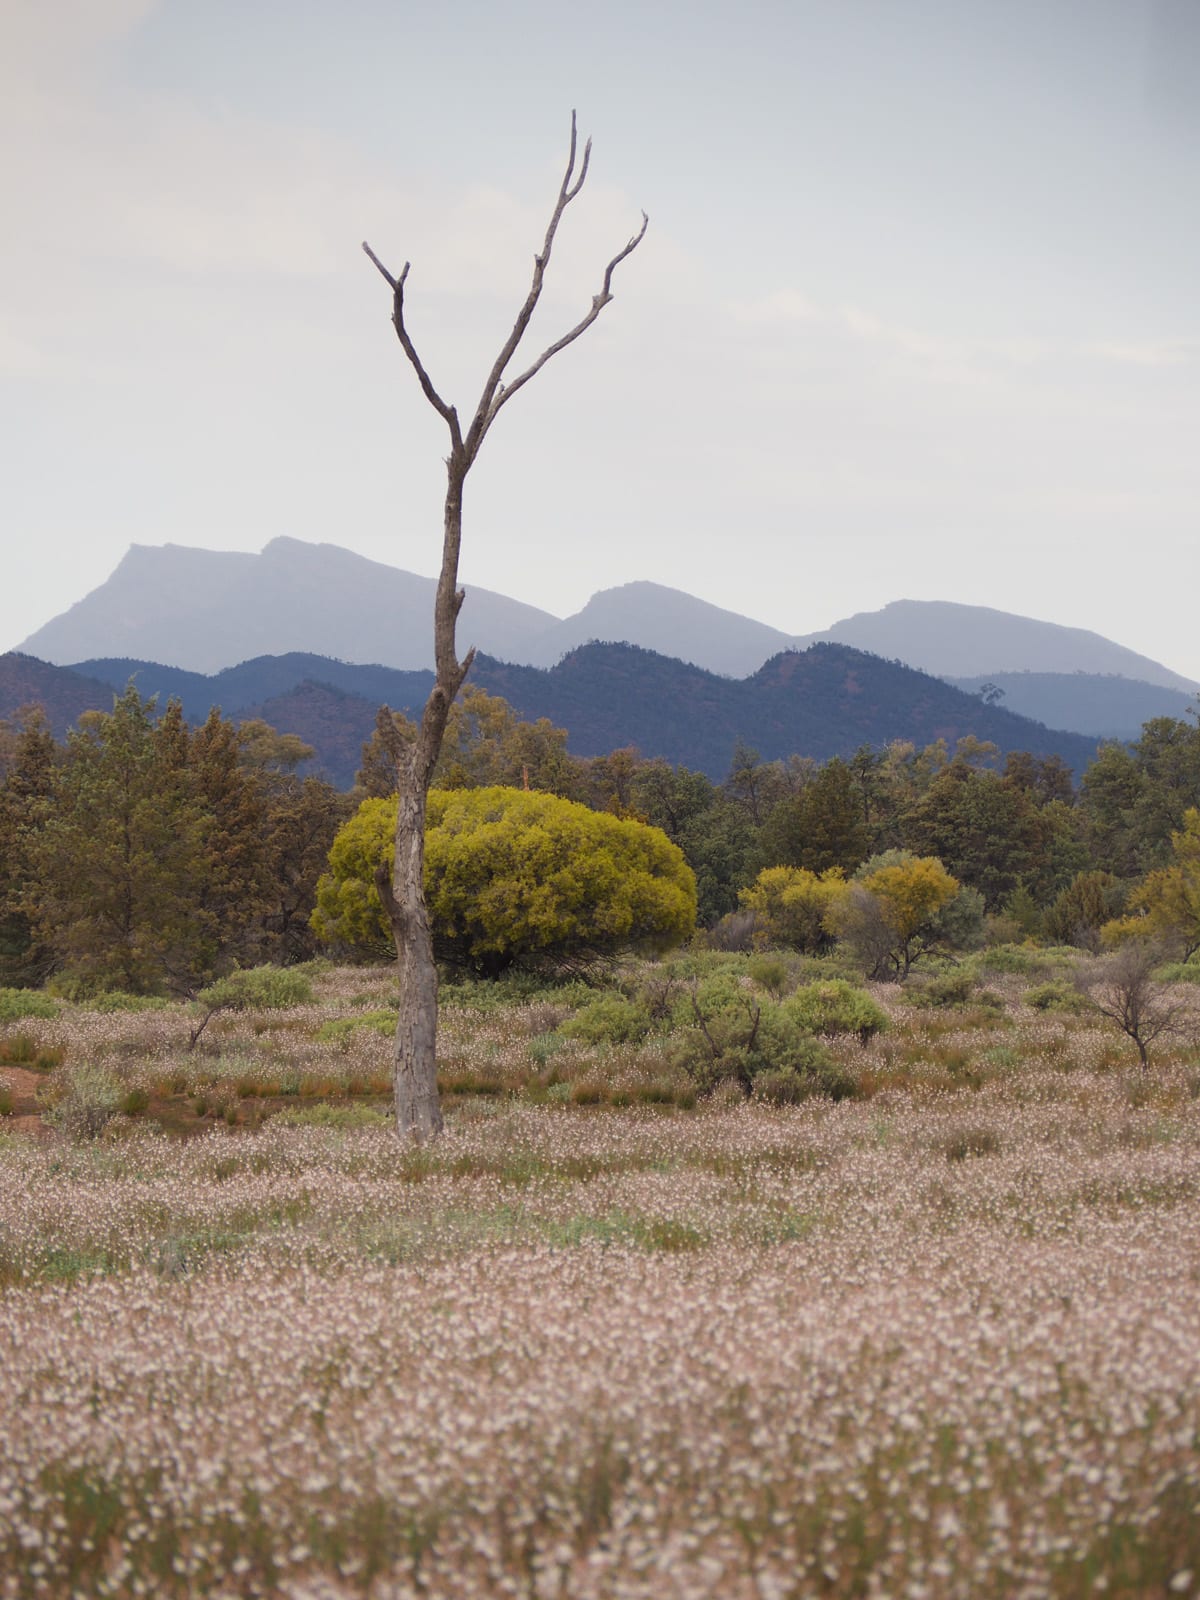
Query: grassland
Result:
<box><xmin>2</xmin><ymin>953</ymin><xmax>1199</xmax><ymax>1598</ymax></box>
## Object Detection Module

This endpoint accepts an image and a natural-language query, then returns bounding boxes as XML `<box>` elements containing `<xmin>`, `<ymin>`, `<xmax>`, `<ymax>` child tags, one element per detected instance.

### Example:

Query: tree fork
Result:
<box><xmin>363</xmin><ymin>113</ymin><xmax>647</xmax><ymax>1140</ymax></box>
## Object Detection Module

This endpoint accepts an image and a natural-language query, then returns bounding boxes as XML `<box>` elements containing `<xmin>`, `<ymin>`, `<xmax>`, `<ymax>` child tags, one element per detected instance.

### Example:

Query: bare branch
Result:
<box><xmin>464</xmin><ymin>111</ymin><xmax>615</xmax><ymax>457</ymax></box>
<box><xmin>361</xmin><ymin>240</ymin><xmax>399</xmax><ymax>290</ymax></box>
<box><xmin>472</xmin><ymin>210</ymin><xmax>649</xmax><ymax>449</ymax></box>
<box><xmin>362</xmin><ymin>241</ymin><xmax>463</xmax><ymax>449</ymax></box>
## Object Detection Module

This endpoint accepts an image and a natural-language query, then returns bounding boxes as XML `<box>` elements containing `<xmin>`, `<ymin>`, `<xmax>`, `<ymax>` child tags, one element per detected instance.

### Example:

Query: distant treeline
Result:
<box><xmin>2</xmin><ymin>683</ymin><xmax>1198</xmax><ymax>995</ymax></box>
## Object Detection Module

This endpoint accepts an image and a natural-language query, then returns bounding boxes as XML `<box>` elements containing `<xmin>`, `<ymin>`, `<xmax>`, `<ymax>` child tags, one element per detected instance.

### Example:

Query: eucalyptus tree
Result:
<box><xmin>363</xmin><ymin>116</ymin><xmax>647</xmax><ymax>1138</ymax></box>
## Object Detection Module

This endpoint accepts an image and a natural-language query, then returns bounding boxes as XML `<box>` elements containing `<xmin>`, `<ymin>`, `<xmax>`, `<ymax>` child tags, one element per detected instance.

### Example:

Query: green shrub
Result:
<box><xmin>528</xmin><ymin>1033</ymin><xmax>568</xmax><ymax>1067</ymax></box>
<box><xmin>667</xmin><ymin>968</ymin><xmax>752</xmax><ymax>1030</ymax></box>
<box><xmin>89</xmin><ymin>992</ymin><xmax>170</xmax><ymax>1014</ymax></box>
<box><xmin>1025</xmin><ymin>981</ymin><xmax>1086</xmax><ymax>1014</ymax></box>
<box><xmin>912</xmin><ymin>970</ymin><xmax>977</xmax><ymax>1008</ymax></box>
<box><xmin>440</xmin><ymin>974</ymin><xmax>597</xmax><ymax>1012</ymax></box>
<box><xmin>0</xmin><ymin>1076</ymin><xmax>12</xmax><ymax>1117</ymax></box>
<box><xmin>753</xmin><ymin>1038</ymin><xmax>856</xmax><ymax>1104</ymax></box>
<box><xmin>198</xmin><ymin>966</ymin><xmax>315</xmax><ymax>1012</ymax></box>
<box><xmin>973</xmin><ymin>944</ymin><xmax>1042</xmax><ymax>976</ymax></box>
<box><xmin>559</xmin><ymin>995</ymin><xmax>652</xmax><ymax>1046</ymax></box>
<box><xmin>120</xmin><ymin>1087</ymin><xmax>150</xmax><ymax>1116</ymax></box>
<box><xmin>42</xmin><ymin>1063</ymin><xmax>123</xmax><ymax>1141</ymax></box>
<box><xmin>783</xmin><ymin>978</ymin><xmax>887</xmax><ymax>1042</ymax></box>
<box><xmin>0</xmin><ymin>988</ymin><xmax>58</xmax><ymax>1022</ymax></box>
<box><xmin>670</xmin><ymin>981</ymin><xmax>820</xmax><ymax>1096</ymax></box>
<box><xmin>982</xmin><ymin>1046</ymin><xmax>1020</xmax><ymax>1071</ymax></box>
<box><xmin>313</xmin><ymin>788</ymin><xmax>697</xmax><ymax>974</ymax></box>
<box><xmin>315</xmin><ymin>1010</ymin><xmax>396</xmax><ymax>1044</ymax></box>
<box><xmin>1156</xmin><ymin>961</ymin><xmax>1200</xmax><ymax>985</ymax></box>
<box><xmin>746</xmin><ymin>954</ymin><xmax>790</xmax><ymax>998</ymax></box>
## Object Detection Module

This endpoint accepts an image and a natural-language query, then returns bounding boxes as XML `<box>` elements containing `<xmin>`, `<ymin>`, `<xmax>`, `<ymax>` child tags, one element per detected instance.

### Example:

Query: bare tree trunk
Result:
<box><xmin>380</xmin><ymin>772</ymin><xmax>442</xmax><ymax>1138</ymax></box>
<box><xmin>363</xmin><ymin>114</ymin><xmax>647</xmax><ymax>1140</ymax></box>
<box><xmin>374</xmin><ymin>461</ymin><xmax>472</xmax><ymax>1139</ymax></box>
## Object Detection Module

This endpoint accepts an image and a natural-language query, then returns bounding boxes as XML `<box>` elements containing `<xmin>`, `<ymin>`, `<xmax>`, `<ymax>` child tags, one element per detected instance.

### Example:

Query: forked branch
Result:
<box><xmin>361</xmin><ymin>244</ymin><xmax>462</xmax><ymax>447</ymax></box>
<box><xmin>470</xmin><ymin>208</ymin><xmax>649</xmax><ymax>451</ymax></box>
<box><xmin>362</xmin><ymin>110</ymin><xmax>648</xmax><ymax>465</ymax></box>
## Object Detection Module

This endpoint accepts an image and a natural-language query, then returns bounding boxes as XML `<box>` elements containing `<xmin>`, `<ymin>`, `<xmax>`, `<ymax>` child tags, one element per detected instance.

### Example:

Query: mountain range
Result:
<box><xmin>2</xmin><ymin>642</ymin><xmax>1104</xmax><ymax>791</ymax></box>
<box><xmin>15</xmin><ymin>539</ymin><xmax>1196</xmax><ymax>743</ymax></box>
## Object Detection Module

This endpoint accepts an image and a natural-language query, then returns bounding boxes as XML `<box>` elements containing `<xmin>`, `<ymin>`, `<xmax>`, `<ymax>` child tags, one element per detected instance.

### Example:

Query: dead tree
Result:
<box><xmin>1075</xmin><ymin>940</ymin><xmax>1189</xmax><ymax>1068</ymax></box>
<box><xmin>363</xmin><ymin>114</ymin><xmax>648</xmax><ymax>1140</ymax></box>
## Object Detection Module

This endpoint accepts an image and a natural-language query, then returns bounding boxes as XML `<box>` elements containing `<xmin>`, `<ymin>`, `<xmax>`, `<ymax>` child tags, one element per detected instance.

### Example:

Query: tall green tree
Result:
<box><xmin>32</xmin><ymin>686</ymin><xmax>212</xmax><ymax>992</ymax></box>
<box><xmin>258</xmin><ymin>775</ymin><xmax>354</xmax><ymax>964</ymax></box>
<box><xmin>0</xmin><ymin>709</ymin><xmax>58</xmax><ymax>985</ymax></box>
<box><xmin>188</xmin><ymin>708</ymin><xmax>274</xmax><ymax>968</ymax></box>
<box><xmin>757</xmin><ymin>758</ymin><xmax>870</xmax><ymax>876</ymax></box>
<box><xmin>633</xmin><ymin>761</ymin><xmax>756</xmax><ymax>926</ymax></box>
<box><xmin>1105</xmin><ymin>808</ymin><xmax>1200</xmax><ymax>960</ymax></box>
<box><xmin>903</xmin><ymin>761</ymin><xmax>1040</xmax><ymax>911</ymax></box>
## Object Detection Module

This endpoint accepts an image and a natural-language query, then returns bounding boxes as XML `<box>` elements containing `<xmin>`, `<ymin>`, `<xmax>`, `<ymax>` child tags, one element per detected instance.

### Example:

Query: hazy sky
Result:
<box><xmin>3</xmin><ymin>0</ymin><xmax>1199</xmax><ymax>679</ymax></box>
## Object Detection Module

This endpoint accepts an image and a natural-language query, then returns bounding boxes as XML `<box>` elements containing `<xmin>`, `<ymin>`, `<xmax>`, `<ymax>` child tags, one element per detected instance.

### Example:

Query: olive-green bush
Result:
<box><xmin>783</xmin><ymin>978</ymin><xmax>887</xmax><ymax>1042</ymax></box>
<box><xmin>559</xmin><ymin>995</ymin><xmax>653</xmax><ymax>1046</ymax></box>
<box><xmin>313</xmin><ymin>789</ymin><xmax>697</xmax><ymax>976</ymax></box>
<box><xmin>197</xmin><ymin>966</ymin><xmax>315</xmax><ymax>1012</ymax></box>
<box><xmin>0</xmin><ymin>988</ymin><xmax>57</xmax><ymax>1022</ymax></box>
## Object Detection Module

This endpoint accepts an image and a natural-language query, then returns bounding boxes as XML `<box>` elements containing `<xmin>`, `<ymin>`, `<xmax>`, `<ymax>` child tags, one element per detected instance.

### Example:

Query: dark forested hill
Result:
<box><xmin>5</xmin><ymin>641</ymin><xmax>1106</xmax><ymax>788</ymax></box>
<box><xmin>0</xmin><ymin>654</ymin><xmax>117</xmax><ymax>735</ymax></box>
<box><xmin>71</xmin><ymin>654</ymin><xmax>436</xmax><ymax>728</ymax></box>
<box><xmin>475</xmin><ymin>643</ymin><xmax>1102</xmax><ymax>777</ymax></box>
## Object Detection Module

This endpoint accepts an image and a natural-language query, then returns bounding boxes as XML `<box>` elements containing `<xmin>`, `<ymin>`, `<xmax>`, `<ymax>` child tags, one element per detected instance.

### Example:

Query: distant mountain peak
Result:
<box><xmin>798</xmin><ymin>598</ymin><xmax>1197</xmax><ymax>693</ymax></box>
<box><xmin>18</xmin><ymin>538</ymin><xmax>558</xmax><ymax>676</ymax></box>
<box><xmin>16</xmin><ymin>539</ymin><xmax>1197</xmax><ymax>695</ymax></box>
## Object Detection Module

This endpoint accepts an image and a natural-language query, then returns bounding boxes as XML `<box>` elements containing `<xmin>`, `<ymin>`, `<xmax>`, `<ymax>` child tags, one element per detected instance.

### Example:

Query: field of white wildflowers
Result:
<box><xmin>2</xmin><ymin>959</ymin><xmax>1199</xmax><ymax>1598</ymax></box>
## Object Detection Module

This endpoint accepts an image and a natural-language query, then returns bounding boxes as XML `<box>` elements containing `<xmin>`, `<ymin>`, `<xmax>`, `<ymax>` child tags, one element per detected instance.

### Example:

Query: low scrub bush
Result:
<box><xmin>198</xmin><ymin>966</ymin><xmax>315</xmax><ymax>1012</ymax></box>
<box><xmin>559</xmin><ymin>995</ymin><xmax>652</xmax><ymax>1047</ymax></box>
<box><xmin>746</xmin><ymin>954</ymin><xmax>790</xmax><ymax>999</ymax></box>
<box><xmin>972</xmin><ymin>944</ymin><xmax>1043</xmax><ymax>976</ymax></box>
<box><xmin>89</xmin><ymin>992</ymin><xmax>170</xmax><ymax>1014</ymax></box>
<box><xmin>784</xmin><ymin>978</ymin><xmax>887</xmax><ymax>1042</ymax></box>
<box><xmin>0</xmin><ymin>988</ymin><xmax>58</xmax><ymax>1022</ymax></box>
<box><xmin>315</xmin><ymin>1011</ymin><xmax>396</xmax><ymax>1045</ymax></box>
<box><xmin>0</xmin><ymin>1035</ymin><xmax>62</xmax><ymax>1070</ymax></box>
<box><xmin>1025</xmin><ymin>981</ymin><xmax>1087</xmax><ymax>1014</ymax></box>
<box><xmin>441</xmin><ymin>973</ymin><xmax>598</xmax><ymax>1012</ymax></box>
<box><xmin>942</xmin><ymin>1126</ymin><xmax>1002</xmax><ymax>1161</ymax></box>
<box><xmin>753</xmin><ymin>1038</ymin><xmax>857</xmax><ymax>1105</ymax></box>
<box><xmin>910</xmin><ymin>970</ymin><xmax>976</xmax><ymax>1008</ymax></box>
<box><xmin>1156</xmin><ymin>960</ymin><xmax>1200</xmax><ymax>985</ymax></box>
<box><xmin>669</xmin><ymin>976</ymin><xmax>857</xmax><ymax>1098</ymax></box>
<box><xmin>666</xmin><ymin>968</ymin><xmax>751</xmax><ymax>1030</ymax></box>
<box><xmin>41</xmin><ymin>1063</ymin><xmax>123</xmax><ymax>1141</ymax></box>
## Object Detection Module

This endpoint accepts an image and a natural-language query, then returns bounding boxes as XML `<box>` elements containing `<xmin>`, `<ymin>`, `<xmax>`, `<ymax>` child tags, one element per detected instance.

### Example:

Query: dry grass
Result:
<box><xmin>2</xmin><ymin>961</ymin><xmax>1200</xmax><ymax>1596</ymax></box>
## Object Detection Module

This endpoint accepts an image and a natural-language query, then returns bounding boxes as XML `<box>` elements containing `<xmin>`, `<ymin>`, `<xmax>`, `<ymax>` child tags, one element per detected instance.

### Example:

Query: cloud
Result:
<box><xmin>1086</xmin><ymin>338</ymin><xmax>1199</xmax><ymax>369</ymax></box>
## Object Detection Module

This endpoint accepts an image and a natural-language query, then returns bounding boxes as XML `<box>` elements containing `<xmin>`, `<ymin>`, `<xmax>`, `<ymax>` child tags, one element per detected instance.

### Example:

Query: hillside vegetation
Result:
<box><xmin>4</xmin><ymin>639</ymin><xmax>1102</xmax><ymax>789</ymax></box>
